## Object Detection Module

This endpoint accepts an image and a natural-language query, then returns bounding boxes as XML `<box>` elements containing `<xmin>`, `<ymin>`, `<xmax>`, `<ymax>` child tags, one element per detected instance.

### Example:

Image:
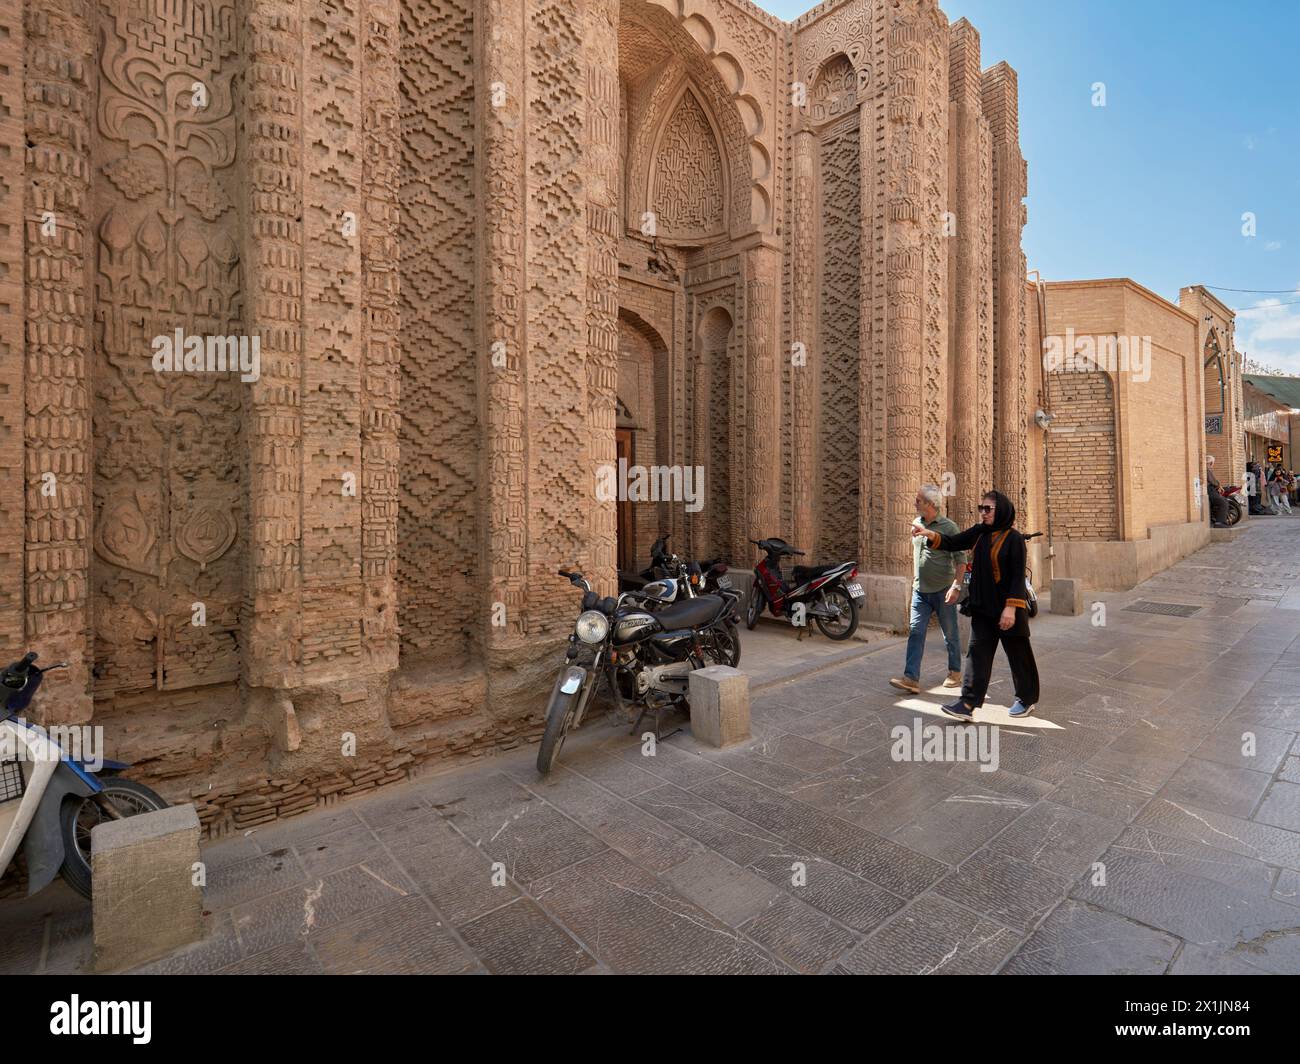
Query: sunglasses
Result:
<box><xmin>977</xmin><ymin>504</ymin><xmax>994</xmax><ymax>513</ymax></box>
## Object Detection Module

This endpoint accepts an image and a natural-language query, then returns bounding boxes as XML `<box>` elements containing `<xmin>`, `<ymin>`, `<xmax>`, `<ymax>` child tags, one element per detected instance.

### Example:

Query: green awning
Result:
<box><xmin>1244</xmin><ymin>375</ymin><xmax>1300</xmax><ymax>411</ymax></box>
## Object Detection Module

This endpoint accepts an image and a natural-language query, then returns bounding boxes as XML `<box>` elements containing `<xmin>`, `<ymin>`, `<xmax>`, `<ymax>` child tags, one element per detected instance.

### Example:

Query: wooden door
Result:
<box><xmin>616</xmin><ymin>428</ymin><xmax>634</xmax><ymax>572</ymax></box>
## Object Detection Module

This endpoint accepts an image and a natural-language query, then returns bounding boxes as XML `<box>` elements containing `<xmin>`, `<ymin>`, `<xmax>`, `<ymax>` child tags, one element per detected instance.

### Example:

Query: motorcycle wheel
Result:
<box><xmin>745</xmin><ymin>581</ymin><xmax>762</xmax><ymax>630</ymax></box>
<box><xmin>59</xmin><ymin>777</ymin><xmax>169</xmax><ymax>900</ymax></box>
<box><xmin>814</xmin><ymin>587</ymin><xmax>859</xmax><ymax>641</ymax></box>
<box><xmin>536</xmin><ymin>673</ymin><xmax>593</xmax><ymax>776</ymax></box>
<box><xmin>1225</xmin><ymin>500</ymin><xmax>1242</xmax><ymax>527</ymax></box>
<box><xmin>705</xmin><ymin>624</ymin><xmax>741</xmax><ymax>668</ymax></box>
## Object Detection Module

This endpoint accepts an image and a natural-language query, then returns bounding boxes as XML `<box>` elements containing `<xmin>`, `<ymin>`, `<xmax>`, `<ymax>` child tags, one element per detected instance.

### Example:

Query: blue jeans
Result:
<box><xmin>904</xmin><ymin>588</ymin><xmax>963</xmax><ymax>680</ymax></box>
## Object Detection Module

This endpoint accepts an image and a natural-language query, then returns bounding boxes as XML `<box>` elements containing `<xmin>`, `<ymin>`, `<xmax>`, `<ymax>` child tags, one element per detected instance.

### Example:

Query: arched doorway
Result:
<box><xmin>617</xmin><ymin>310</ymin><xmax>670</xmax><ymax>574</ymax></box>
<box><xmin>1205</xmin><ymin>327</ymin><xmax>1226</xmax><ymax>417</ymax></box>
<box><xmin>613</xmin><ymin>3</ymin><xmax>756</xmax><ymax>576</ymax></box>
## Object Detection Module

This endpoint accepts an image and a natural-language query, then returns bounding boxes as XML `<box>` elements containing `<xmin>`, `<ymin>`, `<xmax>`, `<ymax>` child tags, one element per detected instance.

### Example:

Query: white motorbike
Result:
<box><xmin>0</xmin><ymin>652</ymin><xmax>167</xmax><ymax>899</ymax></box>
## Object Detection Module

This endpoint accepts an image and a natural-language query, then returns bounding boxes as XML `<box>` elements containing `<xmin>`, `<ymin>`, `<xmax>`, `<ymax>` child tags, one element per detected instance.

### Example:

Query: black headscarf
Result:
<box><xmin>983</xmin><ymin>490</ymin><xmax>1016</xmax><ymax>531</ymax></box>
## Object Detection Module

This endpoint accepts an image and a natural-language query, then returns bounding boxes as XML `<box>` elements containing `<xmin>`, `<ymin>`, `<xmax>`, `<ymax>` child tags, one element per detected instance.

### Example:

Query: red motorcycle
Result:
<box><xmin>744</xmin><ymin>538</ymin><xmax>862</xmax><ymax>640</ymax></box>
<box><xmin>1219</xmin><ymin>484</ymin><xmax>1246</xmax><ymax>526</ymax></box>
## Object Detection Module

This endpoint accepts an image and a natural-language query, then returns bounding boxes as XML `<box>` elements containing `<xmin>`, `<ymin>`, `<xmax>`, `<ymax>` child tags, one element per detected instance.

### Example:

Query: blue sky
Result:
<box><xmin>756</xmin><ymin>0</ymin><xmax>1300</xmax><ymax>371</ymax></box>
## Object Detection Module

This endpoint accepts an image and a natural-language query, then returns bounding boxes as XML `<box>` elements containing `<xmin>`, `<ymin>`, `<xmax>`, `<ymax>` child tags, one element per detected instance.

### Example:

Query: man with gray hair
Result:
<box><xmin>890</xmin><ymin>484</ymin><xmax>966</xmax><ymax>694</ymax></box>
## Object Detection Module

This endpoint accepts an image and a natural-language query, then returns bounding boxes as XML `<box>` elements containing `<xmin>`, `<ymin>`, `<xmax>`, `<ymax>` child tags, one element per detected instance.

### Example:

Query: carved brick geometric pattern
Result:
<box><xmin>22</xmin><ymin>1</ymin><xmax>97</xmax><ymax>719</ymax></box>
<box><xmin>716</xmin><ymin>0</ymin><xmax>778</xmax><ymax>79</ymax></box>
<box><xmin>817</xmin><ymin>113</ymin><xmax>861</xmax><ymax>562</ymax></box>
<box><xmin>789</xmin><ymin>129</ymin><xmax>817</xmax><ymax>553</ymax></box>
<box><xmin>300</xmin><ymin>0</ymin><xmax>366</xmax><ymax>675</ymax></box>
<box><xmin>398</xmin><ymin>0</ymin><xmax>478</xmax><ymax>662</ymax></box>
<box><xmin>0</xmin><ymin>4</ymin><xmax>24</xmax><ymax>651</ymax></box>
<box><xmin>584</xmin><ymin>0</ymin><xmax>619</xmax><ymax>596</ymax></box>
<box><xmin>0</xmin><ymin>0</ymin><xmax>1035</xmax><ymax>826</ymax></box>
<box><xmin>652</xmin><ymin>90</ymin><xmax>725</xmax><ymax>240</ymax></box>
<box><xmin>241</xmin><ymin>0</ymin><xmax>306</xmax><ymax>687</ymax></box>
<box><xmin>622</xmin><ymin>5</ymin><xmax>752</xmax><ymax>237</ymax></box>
<box><xmin>360</xmin><ymin>0</ymin><xmax>401</xmax><ymax>674</ymax></box>
<box><xmin>807</xmin><ymin>50</ymin><xmax>860</xmax><ymax>127</ymax></box>
<box><xmin>700</xmin><ymin>306</ymin><xmax>734</xmax><ymax>560</ymax></box>
<box><xmin>527</xmin><ymin>0</ymin><xmax>588</xmax><ymax>634</ymax></box>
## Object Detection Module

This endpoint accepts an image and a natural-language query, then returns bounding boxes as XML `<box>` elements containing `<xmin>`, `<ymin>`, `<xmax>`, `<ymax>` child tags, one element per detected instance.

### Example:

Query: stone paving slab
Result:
<box><xmin>4</xmin><ymin>519</ymin><xmax>1300</xmax><ymax>974</ymax></box>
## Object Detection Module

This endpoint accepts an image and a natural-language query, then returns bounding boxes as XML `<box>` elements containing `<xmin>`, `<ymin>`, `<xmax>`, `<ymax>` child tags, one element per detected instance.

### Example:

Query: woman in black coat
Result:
<box><xmin>911</xmin><ymin>489</ymin><xmax>1039</xmax><ymax>720</ymax></box>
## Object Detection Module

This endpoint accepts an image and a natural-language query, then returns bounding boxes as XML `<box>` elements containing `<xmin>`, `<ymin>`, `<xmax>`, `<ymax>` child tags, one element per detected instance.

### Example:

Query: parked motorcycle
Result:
<box><xmin>1219</xmin><ymin>484</ymin><xmax>1246</xmax><ymax>526</ymax></box>
<box><xmin>0</xmin><ymin>652</ymin><xmax>167</xmax><ymax>899</ymax></box>
<box><xmin>1023</xmin><ymin>531</ymin><xmax>1042</xmax><ymax>618</ymax></box>
<box><xmin>537</xmin><ymin>570</ymin><xmax>737</xmax><ymax>774</ymax></box>
<box><xmin>634</xmin><ymin>536</ymin><xmax>741</xmax><ymax>667</ymax></box>
<box><xmin>640</xmin><ymin>535</ymin><xmax>734</xmax><ymax>597</ymax></box>
<box><xmin>744</xmin><ymin>538</ymin><xmax>863</xmax><ymax>640</ymax></box>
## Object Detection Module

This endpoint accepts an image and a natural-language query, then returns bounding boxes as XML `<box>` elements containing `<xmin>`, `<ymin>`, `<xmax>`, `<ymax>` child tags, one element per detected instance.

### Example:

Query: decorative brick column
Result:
<box><xmin>790</xmin><ymin>128</ymin><xmax>819</xmax><ymax>553</ymax></box>
<box><xmin>0</xmin><ymin>3</ymin><xmax>24</xmax><ymax>654</ymax></box>
<box><xmin>744</xmin><ymin>242</ymin><xmax>782</xmax><ymax>543</ymax></box>
<box><xmin>870</xmin><ymin>1</ymin><xmax>949</xmax><ymax>579</ymax></box>
<box><xmin>983</xmin><ymin>62</ymin><xmax>1029</xmax><ymax>519</ymax></box>
<box><xmin>23</xmin><ymin>1</ymin><xmax>93</xmax><ymax>722</ymax></box>
<box><xmin>584</xmin><ymin>0</ymin><xmax>620</xmax><ymax>597</ymax></box>
<box><xmin>241</xmin><ymin>0</ymin><xmax>305</xmax><ymax>690</ymax></box>
<box><xmin>946</xmin><ymin>20</ymin><xmax>994</xmax><ymax>523</ymax></box>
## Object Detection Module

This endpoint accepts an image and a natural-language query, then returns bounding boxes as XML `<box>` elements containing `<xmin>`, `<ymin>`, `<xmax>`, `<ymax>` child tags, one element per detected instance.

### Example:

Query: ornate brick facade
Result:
<box><xmin>1</xmin><ymin>0</ymin><xmax>1028</xmax><ymax>834</ymax></box>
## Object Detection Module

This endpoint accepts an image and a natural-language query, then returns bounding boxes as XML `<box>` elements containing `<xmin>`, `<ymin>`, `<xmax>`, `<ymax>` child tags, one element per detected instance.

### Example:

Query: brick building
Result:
<box><xmin>1025</xmin><ymin>279</ymin><xmax>1209</xmax><ymax>590</ymax></box>
<box><xmin>1180</xmin><ymin>285</ymin><xmax>1246</xmax><ymax>486</ymax></box>
<box><xmin>0</xmin><ymin>0</ymin><xmax>1034</xmax><ymax>831</ymax></box>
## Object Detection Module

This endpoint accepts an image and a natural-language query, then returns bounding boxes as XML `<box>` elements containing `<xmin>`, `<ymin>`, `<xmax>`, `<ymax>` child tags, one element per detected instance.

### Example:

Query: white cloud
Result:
<box><xmin>1237</xmin><ymin>288</ymin><xmax>1300</xmax><ymax>374</ymax></box>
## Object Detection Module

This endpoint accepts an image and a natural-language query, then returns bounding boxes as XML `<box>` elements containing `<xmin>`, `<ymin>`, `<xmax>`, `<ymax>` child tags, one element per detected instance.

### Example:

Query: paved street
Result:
<box><xmin>4</xmin><ymin>518</ymin><xmax>1300</xmax><ymax>975</ymax></box>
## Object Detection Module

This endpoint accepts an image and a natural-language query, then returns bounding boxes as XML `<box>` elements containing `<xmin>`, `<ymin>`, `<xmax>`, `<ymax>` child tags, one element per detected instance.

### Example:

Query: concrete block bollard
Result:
<box><xmin>1050</xmin><ymin>577</ymin><xmax>1085</xmax><ymax>616</ymax></box>
<box><xmin>689</xmin><ymin>665</ymin><xmax>750</xmax><ymax>748</ymax></box>
<box><xmin>92</xmin><ymin>803</ymin><xmax>204</xmax><ymax>973</ymax></box>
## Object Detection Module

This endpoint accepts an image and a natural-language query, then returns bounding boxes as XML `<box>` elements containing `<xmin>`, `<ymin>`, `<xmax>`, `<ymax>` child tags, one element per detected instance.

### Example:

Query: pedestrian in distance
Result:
<box><xmin>1271</xmin><ymin>469</ymin><xmax>1292</xmax><ymax>514</ymax></box>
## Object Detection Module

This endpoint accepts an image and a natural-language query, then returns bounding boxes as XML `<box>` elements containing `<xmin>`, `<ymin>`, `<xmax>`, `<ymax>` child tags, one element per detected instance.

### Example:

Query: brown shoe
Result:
<box><xmin>889</xmin><ymin>676</ymin><xmax>920</xmax><ymax>694</ymax></box>
<box><xmin>943</xmin><ymin>671</ymin><xmax>962</xmax><ymax>688</ymax></box>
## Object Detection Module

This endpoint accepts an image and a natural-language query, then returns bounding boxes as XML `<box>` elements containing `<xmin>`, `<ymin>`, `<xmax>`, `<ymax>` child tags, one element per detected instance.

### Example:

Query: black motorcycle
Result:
<box><xmin>537</xmin><ymin>569</ymin><xmax>737</xmax><ymax>774</ymax></box>
<box><xmin>634</xmin><ymin>536</ymin><xmax>741</xmax><ymax>667</ymax></box>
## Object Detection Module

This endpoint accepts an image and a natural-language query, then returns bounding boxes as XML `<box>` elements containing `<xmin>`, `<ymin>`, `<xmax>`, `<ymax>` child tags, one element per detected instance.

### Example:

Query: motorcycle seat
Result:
<box><xmin>792</xmin><ymin>563</ymin><xmax>840</xmax><ymax>584</ymax></box>
<box><xmin>654</xmin><ymin>595</ymin><xmax>725</xmax><ymax>630</ymax></box>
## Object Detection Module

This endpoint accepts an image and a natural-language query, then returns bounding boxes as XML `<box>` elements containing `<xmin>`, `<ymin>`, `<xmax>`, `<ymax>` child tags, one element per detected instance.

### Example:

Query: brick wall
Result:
<box><xmin>1046</xmin><ymin>369</ymin><xmax>1118</xmax><ymax>539</ymax></box>
<box><xmin>1118</xmin><ymin>286</ymin><xmax>1199</xmax><ymax>534</ymax></box>
<box><xmin>1128</xmin><ymin>347</ymin><xmax>1191</xmax><ymax>531</ymax></box>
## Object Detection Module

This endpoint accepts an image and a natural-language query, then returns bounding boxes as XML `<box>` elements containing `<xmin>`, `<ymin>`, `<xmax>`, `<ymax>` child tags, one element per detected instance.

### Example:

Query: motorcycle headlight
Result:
<box><xmin>575</xmin><ymin>610</ymin><xmax>609</xmax><ymax>644</ymax></box>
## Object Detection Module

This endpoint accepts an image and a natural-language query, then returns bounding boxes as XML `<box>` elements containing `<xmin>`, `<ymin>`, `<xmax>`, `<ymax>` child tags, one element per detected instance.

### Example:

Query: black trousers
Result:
<box><xmin>1208</xmin><ymin>491</ymin><xmax>1228</xmax><ymax>524</ymax></box>
<box><xmin>962</xmin><ymin>611</ymin><xmax>1040</xmax><ymax>708</ymax></box>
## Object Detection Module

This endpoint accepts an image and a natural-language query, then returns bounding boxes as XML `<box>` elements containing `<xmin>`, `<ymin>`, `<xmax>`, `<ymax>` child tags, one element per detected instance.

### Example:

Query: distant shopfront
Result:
<box><xmin>1242</xmin><ymin>376</ymin><xmax>1296</xmax><ymax>469</ymax></box>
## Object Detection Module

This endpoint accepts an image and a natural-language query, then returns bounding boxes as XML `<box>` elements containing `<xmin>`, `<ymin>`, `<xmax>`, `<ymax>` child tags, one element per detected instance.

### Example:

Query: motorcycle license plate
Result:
<box><xmin>717</xmin><ymin>576</ymin><xmax>733</xmax><ymax>589</ymax></box>
<box><xmin>846</xmin><ymin>583</ymin><xmax>865</xmax><ymax>599</ymax></box>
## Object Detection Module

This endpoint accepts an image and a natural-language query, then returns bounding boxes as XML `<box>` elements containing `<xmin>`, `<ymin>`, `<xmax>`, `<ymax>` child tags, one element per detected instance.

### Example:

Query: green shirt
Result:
<box><xmin>913</xmin><ymin>515</ymin><xmax>966</xmax><ymax>594</ymax></box>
